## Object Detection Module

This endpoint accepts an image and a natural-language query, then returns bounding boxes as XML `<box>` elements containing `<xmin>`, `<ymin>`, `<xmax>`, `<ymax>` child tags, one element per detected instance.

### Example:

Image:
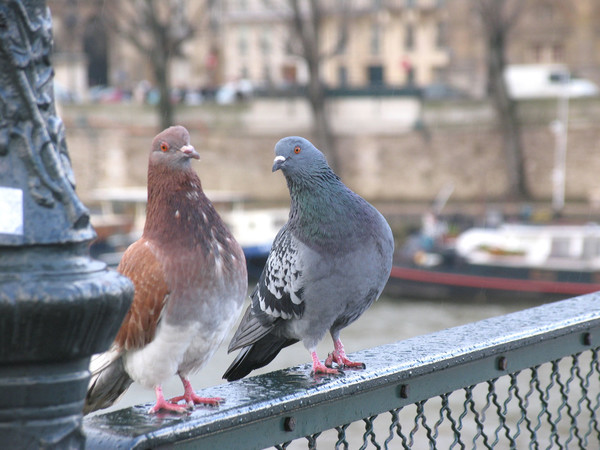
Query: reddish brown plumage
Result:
<box><xmin>114</xmin><ymin>150</ymin><xmax>244</xmax><ymax>349</ymax></box>
<box><xmin>114</xmin><ymin>239</ymin><xmax>169</xmax><ymax>350</ymax></box>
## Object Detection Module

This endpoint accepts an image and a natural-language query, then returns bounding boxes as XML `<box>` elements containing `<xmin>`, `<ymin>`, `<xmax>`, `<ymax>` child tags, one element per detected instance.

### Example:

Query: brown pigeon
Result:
<box><xmin>84</xmin><ymin>126</ymin><xmax>247</xmax><ymax>414</ymax></box>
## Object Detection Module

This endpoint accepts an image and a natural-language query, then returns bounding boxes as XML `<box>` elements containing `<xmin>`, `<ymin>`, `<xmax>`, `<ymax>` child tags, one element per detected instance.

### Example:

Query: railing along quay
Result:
<box><xmin>84</xmin><ymin>293</ymin><xmax>600</xmax><ymax>449</ymax></box>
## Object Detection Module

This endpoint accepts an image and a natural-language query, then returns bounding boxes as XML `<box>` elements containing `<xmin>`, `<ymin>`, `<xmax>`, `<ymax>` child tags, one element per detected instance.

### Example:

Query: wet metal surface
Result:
<box><xmin>84</xmin><ymin>293</ymin><xmax>600</xmax><ymax>449</ymax></box>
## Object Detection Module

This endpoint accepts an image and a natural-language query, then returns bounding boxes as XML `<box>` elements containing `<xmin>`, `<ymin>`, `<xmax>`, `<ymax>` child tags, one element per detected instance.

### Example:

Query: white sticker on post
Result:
<box><xmin>0</xmin><ymin>187</ymin><xmax>24</xmax><ymax>235</ymax></box>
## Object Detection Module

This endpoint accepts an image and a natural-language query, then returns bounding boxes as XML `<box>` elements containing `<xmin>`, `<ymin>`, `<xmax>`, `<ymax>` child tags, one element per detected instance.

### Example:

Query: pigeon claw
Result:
<box><xmin>341</xmin><ymin>360</ymin><xmax>366</xmax><ymax>370</ymax></box>
<box><xmin>325</xmin><ymin>352</ymin><xmax>335</xmax><ymax>368</ymax></box>
<box><xmin>311</xmin><ymin>367</ymin><xmax>342</xmax><ymax>376</ymax></box>
<box><xmin>189</xmin><ymin>395</ymin><xmax>224</xmax><ymax>407</ymax></box>
<box><xmin>311</xmin><ymin>358</ymin><xmax>342</xmax><ymax>376</ymax></box>
<box><xmin>148</xmin><ymin>397</ymin><xmax>192</xmax><ymax>414</ymax></box>
<box><xmin>172</xmin><ymin>377</ymin><xmax>224</xmax><ymax>407</ymax></box>
<box><xmin>169</xmin><ymin>393</ymin><xmax>224</xmax><ymax>407</ymax></box>
<box><xmin>328</xmin><ymin>340</ymin><xmax>367</xmax><ymax>370</ymax></box>
<box><xmin>327</xmin><ymin>351</ymin><xmax>366</xmax><ymax>370</ymax></box>
<box><xmin>149</xmin><ymin>385</ymin><xmax>193</xmax><ymax>414</ymax></box>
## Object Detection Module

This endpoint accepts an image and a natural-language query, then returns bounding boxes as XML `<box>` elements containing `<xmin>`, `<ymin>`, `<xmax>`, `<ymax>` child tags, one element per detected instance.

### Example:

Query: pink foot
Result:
<box><xmin>325</xmin><ymin>339</ymin><xmax>366</xmax><ymax>369</ymax></box>
<box><xmin>148</xmin><ymin>386</ymin><xmax>190</xmax><ymax>414</ymax></box>
<box><xmin>310</xmin><ymin>351</ymin><xmax>341</xmax><ymax>376</ymax></box>
<box><xmin>169</xmin><ymin>377</ymin><xmax>223</xmax><ymax>407</ymax></box>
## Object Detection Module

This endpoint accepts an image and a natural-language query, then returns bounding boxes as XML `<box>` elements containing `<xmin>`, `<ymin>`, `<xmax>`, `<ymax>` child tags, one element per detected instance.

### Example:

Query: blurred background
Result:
<box><xmin>45</xmin><ymin>0</ymin><xmax>600</xmax><ymax>411</ymax></box>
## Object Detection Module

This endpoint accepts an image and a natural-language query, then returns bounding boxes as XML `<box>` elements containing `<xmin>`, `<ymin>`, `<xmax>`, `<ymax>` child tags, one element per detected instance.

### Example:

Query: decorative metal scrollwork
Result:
<box><xmin>0</xmin><ymin>1</ymin><xmax>88</xmax><ymax>229</ymax></box>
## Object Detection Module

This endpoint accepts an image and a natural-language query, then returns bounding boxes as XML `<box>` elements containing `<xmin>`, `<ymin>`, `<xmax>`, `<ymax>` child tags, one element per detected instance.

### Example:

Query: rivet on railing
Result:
<box><xmin>497</xmin><ymin>356</ymin><xmax>508</xmax><ymax>371</ymax></box>
<box><xmin>583</xmin><ymin>332</ymin><xmax>592</xmax><ymax>346</ymax></box>
<box><xmin>399</xmin><ymin>384</ymin><xmax>409</xmax><ymax>399</ymax></box>
<box><xmin>283</xmin><ymin>416</ymin><xmax>296</xmax><ymax>432</ymax></box>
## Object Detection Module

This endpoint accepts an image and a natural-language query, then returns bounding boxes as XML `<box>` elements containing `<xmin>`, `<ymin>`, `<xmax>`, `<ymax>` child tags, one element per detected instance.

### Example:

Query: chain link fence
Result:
<box><xmin>276</xmin><ymin>351</ymin><xmax>600</xmax><ymax>449</ymax></box>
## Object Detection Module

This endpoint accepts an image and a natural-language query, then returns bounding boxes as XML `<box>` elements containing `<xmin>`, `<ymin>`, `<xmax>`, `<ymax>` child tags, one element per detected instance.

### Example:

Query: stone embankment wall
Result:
<box><xmin>62</xmin><ymin>97</ymin><xmax>600</xmax><ymax>207</ymax></box>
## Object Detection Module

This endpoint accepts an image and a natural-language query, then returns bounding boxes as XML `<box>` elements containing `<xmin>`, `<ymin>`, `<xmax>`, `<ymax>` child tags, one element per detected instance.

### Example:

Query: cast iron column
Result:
<box><xmin>0</xmin><ymin>1</ymin><xmax>133</xmax><ymax>447</ymax></box>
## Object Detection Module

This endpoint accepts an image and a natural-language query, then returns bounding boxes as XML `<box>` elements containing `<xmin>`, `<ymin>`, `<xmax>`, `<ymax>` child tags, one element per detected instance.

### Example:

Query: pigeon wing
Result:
<box><xmin>227</xmin><ymin>227</ymin><xmax>305</xmax><ymax>353</ymax></box>
<box><xmin>254</xmin><ymin>226</ymin><xmax>305</xmax><ymax>320</ymax></box>
<box><xmin>113</xmin><ymin>238</ymin><xmax>170</xmax><ymax>350</ymax></box>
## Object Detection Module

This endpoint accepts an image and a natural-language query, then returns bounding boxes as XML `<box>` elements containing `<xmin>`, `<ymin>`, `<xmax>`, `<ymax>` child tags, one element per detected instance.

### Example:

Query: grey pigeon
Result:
<box><xmin>85</xmin><ymin>126</ymin><xmax>247</xmax><ymax>414</ymax></box>
<box><xmin>223</xmin><ymin>136</ymin><xmax>394</xmax><ymax>381</ymax></box>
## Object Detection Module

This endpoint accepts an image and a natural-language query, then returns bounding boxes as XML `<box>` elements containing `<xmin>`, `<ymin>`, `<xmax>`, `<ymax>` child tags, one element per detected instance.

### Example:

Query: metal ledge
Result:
<box><xmin>84</xmin><ymin>293</ymin><xmax>600</xmax><ymax>449</ymax></box>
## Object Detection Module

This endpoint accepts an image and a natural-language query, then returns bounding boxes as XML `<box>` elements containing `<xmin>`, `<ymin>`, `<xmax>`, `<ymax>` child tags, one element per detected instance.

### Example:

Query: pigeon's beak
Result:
<box><xmin>272</xmin><ymin>155</ymin><xmax>286</xmax><ymax>172</ymax></box>
<box><xmin>180</xmin><ymin>144</ymin><xmax>200</xmax><ymax>160</ymax></box>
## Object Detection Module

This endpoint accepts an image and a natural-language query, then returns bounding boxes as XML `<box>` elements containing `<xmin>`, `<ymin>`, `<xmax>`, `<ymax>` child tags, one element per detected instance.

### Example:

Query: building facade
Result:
<box><xmin>446</xmin><ymin>0</ymin><xmax>600</xmax><ymax>97</ymax></box>
<box><xmin>47</xmin><ymin>0</ymin><xmax>600</xmax><ymax>100</ymax></box>
<box><xmin>219</xmin><ymin>0</ymin><xmax>450</xmax><ymax>89</ymax></box>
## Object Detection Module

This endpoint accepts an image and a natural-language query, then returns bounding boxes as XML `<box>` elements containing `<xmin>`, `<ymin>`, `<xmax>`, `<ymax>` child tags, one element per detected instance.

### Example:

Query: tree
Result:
<box><xmin>102</xmin><ymin>0</ymin><xmax>203</xmax><ymax>130</ymax></box>
<box><xmin>288</xmin><ymin>0</ymin><xmax>348</xmax><ymax>172</ymax></box>
<box><xmin>475</xmin><ymin>0</ymin><xmax>530</xmax><ymax>200</ymax></box>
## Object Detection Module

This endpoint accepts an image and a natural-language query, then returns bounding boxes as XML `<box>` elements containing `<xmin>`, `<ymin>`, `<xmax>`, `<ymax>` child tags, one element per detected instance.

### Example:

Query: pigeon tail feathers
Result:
<box><xmin>223</xmin><ymin>335</ymin><xmax>298</xmax><ymax>381</ymax></box>
<box><xmin>84</xmin><ymin>349</ymin><xmax>133</xmax><ymax>414</ymax></box>
<box><xmin>227</xmin><ymin>305</ymin><xmax>277</xmax><ymax>353</ymax></box>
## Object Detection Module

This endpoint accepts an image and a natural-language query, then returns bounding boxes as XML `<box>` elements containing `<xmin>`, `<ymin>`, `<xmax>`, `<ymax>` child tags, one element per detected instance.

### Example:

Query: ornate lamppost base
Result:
<box><xmin>0</xmin><ymin>244</ymin><xmax>133</xmax><ymax>447</ymax></box>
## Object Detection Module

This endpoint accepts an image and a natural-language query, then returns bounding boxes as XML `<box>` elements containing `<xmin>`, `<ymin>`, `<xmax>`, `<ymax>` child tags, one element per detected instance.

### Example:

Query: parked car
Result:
<box><xmin>504</xmin><ymin>64</ymin><xmax>599</xmax><ymax>99</ymax></box>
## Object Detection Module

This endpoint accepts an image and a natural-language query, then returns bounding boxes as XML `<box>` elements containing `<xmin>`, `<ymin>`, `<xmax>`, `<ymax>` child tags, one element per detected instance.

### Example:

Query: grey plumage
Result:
<box><xmin>224</xmin><ymin>136</ymin><xmax>394</xmax><ymax>381</ymax></box>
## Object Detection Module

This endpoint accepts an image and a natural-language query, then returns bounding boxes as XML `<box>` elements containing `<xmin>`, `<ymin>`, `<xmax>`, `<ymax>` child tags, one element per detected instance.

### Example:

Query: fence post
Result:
<box><xmin>0</xmin><ymin>1</ymin><xmax>133</xmax><ymax>447</ymax></box>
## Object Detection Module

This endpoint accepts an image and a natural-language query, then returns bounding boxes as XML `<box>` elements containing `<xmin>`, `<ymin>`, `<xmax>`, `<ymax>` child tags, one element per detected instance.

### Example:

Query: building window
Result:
<box><xmin>282</xmin><ymin>64</ymin><xmax>297</xmax><ymax>84</ymax></box>
<box><xmin>405</xmin><ymin>23</ymin><xmax>415</xmax><ymax>51</ymax></box>
<box><xmin>368</xmin><ymin>65</ymin><xmax>384</xmax><ymax>86</ymax></box>
<box><xmin>406</xmin><ymin>66</ymin><xmax>415</xmax><ymax>85</ymax></box>
<box><xmin>260</xmin><ymin>28</ymin><xmax>271</xmax><ymax>55</ymax></box>
<box><xmin>371</xmin><ymin>23</ymin><xmax>381</xmax><ymax>55</ymax></box>
<box><xmin>436</xmin><ymin>21</ymin><xmax>447</xmax><ymax>48</ymax></box>
<box><xmin>338</xmin><ymin>66</ymin><xmax>348</xmax><ymax>86</ymax></box>
<box><xmin>263</xmin><ymin>64</ymin><xmax>271</xmax><ymax>83</ymax></box>
<box><xmin>238</xmin><ymin>27</ymin><xmax>249</xmax><ymax>56</ymax></box>
<box><xmin>531</xmin><ymin>43</ymin><xmax>542</xmax><ymax>62</ymax></box>
<box><xmin>552</xmin><ymin>44</ymin><xmax>564</xmax><ymax>62</ymax></box>
<box><xmin>338</xmin><ymin>27</ymin><xmax>347</xmax><ymax>54</ymax></box>
<box><xmin>538</xmin><ymin>3</ymin><xmax>554</xmax><ymax>20</ymax></box>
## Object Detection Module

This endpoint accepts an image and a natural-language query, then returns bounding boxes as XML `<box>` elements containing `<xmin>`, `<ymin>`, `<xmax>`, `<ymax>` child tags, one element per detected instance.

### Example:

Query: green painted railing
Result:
<box><xmin>84</xmin><ymin>293</ymin><xmax>600</xmax><ymax>449</ymax></box>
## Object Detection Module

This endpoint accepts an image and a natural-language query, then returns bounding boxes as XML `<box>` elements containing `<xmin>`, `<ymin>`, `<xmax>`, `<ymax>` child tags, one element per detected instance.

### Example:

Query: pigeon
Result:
<box><xmin>84</xmin><ymin>126</ymin><xmax>247</xmax><ymax>414</ymax></box>
<box><xmin>223</xmin><ymin>136</ymin><xmax>394</xmax><ymax>381</ymax></box>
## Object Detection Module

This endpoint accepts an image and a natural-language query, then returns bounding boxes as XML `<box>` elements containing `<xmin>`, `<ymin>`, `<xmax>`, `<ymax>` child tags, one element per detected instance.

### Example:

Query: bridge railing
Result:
<box><xmin>84</xmin><ymin>293</ymin><xmax>600</xmax><ymax>449</ymax></box>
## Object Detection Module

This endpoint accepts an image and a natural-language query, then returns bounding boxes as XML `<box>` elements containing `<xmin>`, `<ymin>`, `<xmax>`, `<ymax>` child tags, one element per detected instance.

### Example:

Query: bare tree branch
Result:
<box><xmin>100</xmin><ymin>0</ymin><xmax>203</xmax><ymax>130</ymax></box>
<box><xmin>101</xmin><ymin>1</ymin><xmax>150</xmax><ymax>55</ymax></box>
<box><xmin>287</xmin><ymin>0</ymin><xmax>345</xmax><ymax>171</ymax></box>
<box><xmin>475</xmin><ymin>0</ymin><xmax>529</xmax><ymax>199</ymax></box>
<box><xmin>318</xmin><ymin>0</ymin><xmax>349</xmax><ymax>61</ymax></box>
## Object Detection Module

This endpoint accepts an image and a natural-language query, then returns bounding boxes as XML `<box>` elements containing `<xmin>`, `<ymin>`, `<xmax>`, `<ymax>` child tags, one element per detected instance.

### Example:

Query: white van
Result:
<box><xmin>504</xmin><ymin>64</ymin><xmax>599</xmax><ymax>99</ymax></box>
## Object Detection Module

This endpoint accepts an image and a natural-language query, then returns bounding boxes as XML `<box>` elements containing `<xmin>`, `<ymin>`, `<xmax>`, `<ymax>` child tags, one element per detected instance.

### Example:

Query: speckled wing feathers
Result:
<box><xmin>255</xmin><ymin>227</ymin><xmax>305</xmax><ymax>320</ymax></box>
<box><xmin>226</xmin><ymin>228</ymin><xmax>305</xmax><ymax>353</ymax></box>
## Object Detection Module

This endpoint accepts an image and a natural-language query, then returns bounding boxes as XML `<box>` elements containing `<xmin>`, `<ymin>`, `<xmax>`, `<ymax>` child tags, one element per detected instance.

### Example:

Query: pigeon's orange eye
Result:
<box><xmin>160</xmin><ymin>142</ymin><xmax>169</xmax><ymax>152</ymax></box>
<box><xmin>294</xmin><ymin>146</ymin><xmax>301</xmax><ymax>154</ymax></box>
